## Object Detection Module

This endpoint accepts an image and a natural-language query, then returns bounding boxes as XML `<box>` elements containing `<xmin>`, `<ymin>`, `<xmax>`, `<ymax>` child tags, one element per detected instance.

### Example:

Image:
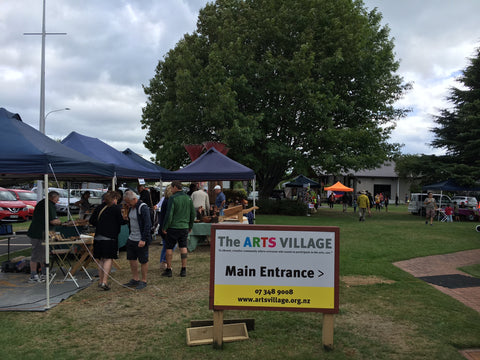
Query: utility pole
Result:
<box><xmin>24</xmin><ymin>0</ymin><xmax>67</xmax><ymax>134</ymax></box>
<box><xmin>24</xmin><ymin>0</ymin><xmax>67</xmax><ymax>310</ymax></box>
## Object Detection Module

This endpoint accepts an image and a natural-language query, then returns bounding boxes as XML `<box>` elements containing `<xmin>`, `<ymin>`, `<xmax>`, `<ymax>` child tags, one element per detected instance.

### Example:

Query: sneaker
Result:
<box><xmin>180</xmin><ymin>268</ymin><xmax>186</xmax><ymax>277</ymax></box>
<box><xmin>123</xmin><ymin>279</ymin><xmax>140</xmax><ymax>287</ymax></box>
<box><xmin>100</xmin><ymin>283</ymin><xmax>110</xmax><ymax>291</ymax></box>
<box><xmin>29</xmin><ymin>274</ymin><xmax>45</xmax><ymax>283</ymax></box>
<box><xmin>28</xmin><ymin>274</ymin><xmax>39</xmax><ymax>283</ymax></box>
<box><xmin>425</xmin><ymin>221</ymin><xmax>428</xmax><ymax>225</ymax></box>
<box><xmin>135</xmin><ymin>281</ymin><xmax>147</xmax><ymax>290</ymax></box>
<box><xmin>162</xmin><ymin>268</ymin><xmax>172</xmax><ymax>277</ymax></box>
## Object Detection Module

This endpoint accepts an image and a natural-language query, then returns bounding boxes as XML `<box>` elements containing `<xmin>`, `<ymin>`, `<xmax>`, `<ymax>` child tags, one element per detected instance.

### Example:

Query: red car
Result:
<box><xmin>8</xmin><ymin>188</ymin><xmax>38</xmax><ymax>219</ymax></box>
<box><xmin>0</xmin><ymin>187</ymin><xmax>29</xmax><ymax>222</ymax></box>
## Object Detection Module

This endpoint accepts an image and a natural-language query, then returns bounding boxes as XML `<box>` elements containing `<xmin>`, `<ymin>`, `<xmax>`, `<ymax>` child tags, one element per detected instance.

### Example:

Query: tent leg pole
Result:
<box><xmin>44</xmin><ymin>174</ymin><xmax>50</xmax><ymax>309</ymax></box>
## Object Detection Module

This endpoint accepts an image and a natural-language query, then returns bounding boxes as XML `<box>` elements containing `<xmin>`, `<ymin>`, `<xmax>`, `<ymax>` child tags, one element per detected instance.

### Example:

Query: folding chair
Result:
<box><xmin>49</xmin><ymin>246</ymin><xmax>73</xmax><ymax>285</ymax></box>
<box><xmin>438</xmin><ymin>209</ymin><xmax>448</xmax><ymax>222</ymax></box>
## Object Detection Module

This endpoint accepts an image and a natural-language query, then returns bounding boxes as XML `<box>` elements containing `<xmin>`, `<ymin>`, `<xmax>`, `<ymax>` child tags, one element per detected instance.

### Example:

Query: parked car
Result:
<box><xmin>457</xmin><ymin>207</ymin><xmax>479</xmax><ymax>221</ymax></box>
<box><xmin>451</xmin><ymin>196</ymin><xmax>478</xmax><ymax>209</ymax></box>
<box><xmin>0</xmin><ymin>187</ymin><xmax>29</xmax><ymax>222</ymax></box>
<box><xmin>31</xmin><ymin>187</ymin><xmax>80</xmax><ymax>214</ymax></box>
<box><xmin>408</xmin><ymin>193</ymin><xmax>452</xmax><ymax>215</ymax></box>
<box><xmin>69</xmin><ymin>189</ymin><xmax>106</xmax><ymax>206</ymax></box>
<box><xmin>7</xmin><ymin>189</ymin><xmax>37</xmax><ymax>218</ymax></box>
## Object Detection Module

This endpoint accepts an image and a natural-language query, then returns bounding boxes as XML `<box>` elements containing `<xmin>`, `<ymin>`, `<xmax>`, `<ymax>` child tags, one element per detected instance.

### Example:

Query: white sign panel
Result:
<box><xmin>210</xmin><ymin>224</ymin><xmax>339</xmax><ymax>313</ymax></box>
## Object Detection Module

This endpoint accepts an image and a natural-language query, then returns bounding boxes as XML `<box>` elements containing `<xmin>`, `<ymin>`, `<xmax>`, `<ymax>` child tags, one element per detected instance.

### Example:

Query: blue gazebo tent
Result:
<box><xmin>284</xmin><ymin>175</ymin><xmax>322</xmax><ymax>188</ymax></box>
<box><xmin>172</xmin><ymin>148</ymin><xmax>255</xmax><ymax>181</ymax></box>
<box><xmin>0</xmin><ymin>107</ymin><xmax>116</xmax><ymax>309</ymax></box>
<box><xmin>122</xmin><ymin>148</ymin><xmax>175</xmax><ymax>180</ymax></box>
<box><xmin>422</xmin><ymin>179</ymin><xmax>480</xmax><ymax>192</ymax></box>
<box><xmin>0</xmin><ymin>108</ymin><xmax>114</xmax><ymax>183</ymax></box>
<box><xmin>61</xmin><ymin>132</ymin><xmax>163</xmax><ymax>180</ymax></box>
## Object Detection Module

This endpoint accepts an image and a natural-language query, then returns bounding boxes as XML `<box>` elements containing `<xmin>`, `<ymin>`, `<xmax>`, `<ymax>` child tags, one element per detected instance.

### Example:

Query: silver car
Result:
<box><xmin>451</xmin><ymin>196</ymin><xmax>478</xmax><ymax>208</ymax></box>
<box><xmin>31</xmin><ymin>187</ymin><xmax>80</xmax><ymax>214</ymax></box>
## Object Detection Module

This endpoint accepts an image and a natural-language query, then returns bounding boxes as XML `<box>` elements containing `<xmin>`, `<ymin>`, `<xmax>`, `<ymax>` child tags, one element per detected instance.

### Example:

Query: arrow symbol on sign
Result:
<box><xmin>317</xmin><ymin>270</ymin><xmax>324</xmax><ymax>277</ymax></box>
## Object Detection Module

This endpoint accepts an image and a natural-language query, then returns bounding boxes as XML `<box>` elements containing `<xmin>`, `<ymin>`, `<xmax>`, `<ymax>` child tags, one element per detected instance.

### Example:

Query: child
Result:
<box><xmin>444</xmin><ymin>204</ymin><xmax>453</xmax><ymax>222</ymax></box>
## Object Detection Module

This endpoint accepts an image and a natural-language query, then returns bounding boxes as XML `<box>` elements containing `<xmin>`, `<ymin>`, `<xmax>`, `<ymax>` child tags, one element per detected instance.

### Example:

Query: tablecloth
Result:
<box><xmin>188</xmin><ymin>223</ymin><xmax>212</xmax><ymax>252</ymax></box>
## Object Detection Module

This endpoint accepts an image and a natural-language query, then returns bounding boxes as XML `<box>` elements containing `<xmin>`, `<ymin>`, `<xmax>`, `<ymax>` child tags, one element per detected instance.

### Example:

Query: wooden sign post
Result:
<box><xmin>209</xmin><ymin>224</ymin><xmax>340</xmax><ymax>349</ymax></box>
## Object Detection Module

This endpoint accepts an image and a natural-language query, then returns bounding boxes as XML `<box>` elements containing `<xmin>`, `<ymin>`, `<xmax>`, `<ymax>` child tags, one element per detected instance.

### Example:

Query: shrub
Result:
<box><xmin>224</xmin><ymin>188</ymin><xmax>247</xmax><ymax>204</ymax></box>
<box><xmin>256</xmin><ymin>199</ymin><xmax>307</xmax><ymax>216</ymax></box>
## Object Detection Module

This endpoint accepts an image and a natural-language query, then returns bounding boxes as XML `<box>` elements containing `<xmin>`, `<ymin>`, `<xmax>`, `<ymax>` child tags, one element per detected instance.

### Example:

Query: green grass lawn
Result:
<box><xmin>1</xmin><ymin>205</ymin><xmax>479</xmax><ymax>359</ymax></box>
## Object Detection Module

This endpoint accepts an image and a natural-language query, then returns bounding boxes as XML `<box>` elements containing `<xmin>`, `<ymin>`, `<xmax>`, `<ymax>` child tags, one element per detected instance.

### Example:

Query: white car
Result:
<box><xmin>451</xmin><ymin>196</ymin><xmax>478</xmax><ymax>208</ymax></box>
<box><xmin>70</xmin><ymin>189</ymin><xmax>106</xmax><ymax>205</ymax></box>
<box><xmin>31</xmin><ymin>187</ymin><xmax>80</xmax><ymax>214</ymax></box>
<box><xmin>408</xmin><ymin>193</ymin><xmax>452</xmax><ymax>215</ymax></box>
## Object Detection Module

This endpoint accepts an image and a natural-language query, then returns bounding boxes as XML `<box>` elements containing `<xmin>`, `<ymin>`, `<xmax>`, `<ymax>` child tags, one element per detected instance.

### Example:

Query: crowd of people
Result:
<box><xmin>26</xmin><ymin>182</ymin><xmax>230</xmax><ymax>290</ymax></box>
<box><xmin>28</xmin><ymin>183</ymin><xmax>470</xmax><ymax>288</ymax></box>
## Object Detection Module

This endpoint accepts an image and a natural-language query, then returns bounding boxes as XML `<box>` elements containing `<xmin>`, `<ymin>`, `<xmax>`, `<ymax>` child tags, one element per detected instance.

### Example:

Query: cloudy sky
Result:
<box><xmin>1</xmin><ymin>0</ymin><xmax>479</xmax><ymax>163</ymax></box>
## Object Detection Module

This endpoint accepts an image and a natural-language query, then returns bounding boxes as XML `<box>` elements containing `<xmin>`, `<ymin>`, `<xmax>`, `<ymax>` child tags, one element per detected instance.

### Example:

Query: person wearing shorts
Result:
<box><xmin>122</xmin><ymin>190</ymin><xmax>152</xmax><ymax>290</ymax></box>
<box><xmin>161</xmin><ymin>181</ymin><xmax>195</xmax><ymax>278</ymax></box>
<box><xmin>89</xmin><ymin>191</ymin><xmax>126</xmax><ymax>291</ymax></box>
<box><xmin>27</xmin><ymin>191</ymin><xmax>61</xmax><ymax>283</ymax></box>
<box><xmin>424</xmin><ymin>192</ymin><xmax>437</xmax><ymax>225</ymax></box>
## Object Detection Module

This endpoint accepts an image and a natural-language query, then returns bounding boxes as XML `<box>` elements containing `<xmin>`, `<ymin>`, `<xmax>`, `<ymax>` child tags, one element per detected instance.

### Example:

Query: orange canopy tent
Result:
<box><xmin>324</xmin><ymin>181</ymin><xmax>353</xmax><ymax>192</ymax></box>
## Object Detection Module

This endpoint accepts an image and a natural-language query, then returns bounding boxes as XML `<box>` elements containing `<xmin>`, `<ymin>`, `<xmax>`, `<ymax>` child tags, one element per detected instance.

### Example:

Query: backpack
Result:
<box><xmin>137</xmin><ymin>201</ymin><xmax>159</xmax><ymax>235</ymax></box>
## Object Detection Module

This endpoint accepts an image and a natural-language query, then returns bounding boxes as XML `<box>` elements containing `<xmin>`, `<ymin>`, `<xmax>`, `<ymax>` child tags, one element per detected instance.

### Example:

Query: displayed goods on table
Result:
<box><xmin>61</xmin><ymin>219</ymin><xmax>89</xmax><ymax>227</ymax></box>
<box><xmin>198</xmin><ymin>205</ymin><xmax>258</xmax><ymax>224</ymax></box>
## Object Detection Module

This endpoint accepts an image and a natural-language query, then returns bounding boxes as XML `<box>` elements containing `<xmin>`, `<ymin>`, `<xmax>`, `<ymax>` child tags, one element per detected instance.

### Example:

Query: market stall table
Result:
<box><xmin>47</xmin><ymin>234</ymin><xmax>94</xmax><ymax>287</ymax></box>
<box><xmin>188</xmin><ymin>223</ymin><xmax>212</xmax><ymax>252</ymax></box>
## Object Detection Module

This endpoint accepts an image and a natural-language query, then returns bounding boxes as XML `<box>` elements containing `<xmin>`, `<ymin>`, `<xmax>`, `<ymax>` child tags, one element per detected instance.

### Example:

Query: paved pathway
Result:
<box><xmin>394</xmin><ymin>249</ymin><xmax>480</xmax><ymax>313</ymax></box>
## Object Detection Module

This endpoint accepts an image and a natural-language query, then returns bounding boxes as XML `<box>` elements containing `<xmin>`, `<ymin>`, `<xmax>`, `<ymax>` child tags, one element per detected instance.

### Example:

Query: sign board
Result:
<box><xmin>209</xmin><ymin>224</ymin><xmax>339</xmax><ymax>313</ymax></box>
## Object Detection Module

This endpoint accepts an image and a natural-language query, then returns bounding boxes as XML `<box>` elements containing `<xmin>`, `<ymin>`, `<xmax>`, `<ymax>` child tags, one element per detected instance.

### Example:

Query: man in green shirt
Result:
<box><xmin>27</xmin><ymin>191</ymin><xmax>61</xmax><ymax>282</ymax></box>
<box><xmin>161</xmin><ymin>181</ymin><xmax>195</xmax><ymax>278</ymax></box>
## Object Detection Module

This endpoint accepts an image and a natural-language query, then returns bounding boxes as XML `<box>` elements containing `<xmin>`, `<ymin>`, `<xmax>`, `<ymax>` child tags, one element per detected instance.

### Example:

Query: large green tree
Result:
<box><xmin>429</xmin><ymin>47</ymin><xmax>480</xmax><ymax>185</ymax></box>
<box><xmin>142</xmin><ymin>0</ymin><xmax>409</xmax><ymax>196</ymax></box>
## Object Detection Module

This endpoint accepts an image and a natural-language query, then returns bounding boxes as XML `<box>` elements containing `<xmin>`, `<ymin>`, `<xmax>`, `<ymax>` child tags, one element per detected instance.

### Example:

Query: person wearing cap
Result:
<box><xmin>214</xmin><ymin>185</ymin><xmax>226</xmax><ymax>216</ymax></box>
<box><xmin>357</xmin><ymin>190</ymin><xmax>370</xmax><ymax>222</ymax></box>
<box><xmin>191</xmin><ymin>184</ymin><xmax>210</xmax><ymax>219</ymax></box>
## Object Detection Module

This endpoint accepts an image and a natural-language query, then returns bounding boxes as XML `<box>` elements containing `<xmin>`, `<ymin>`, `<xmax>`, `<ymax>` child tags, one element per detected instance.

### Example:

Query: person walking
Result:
<box><xmin>161</xmin><ymin>181</ymin><xmax>196</xmax><ymax>278</ymax></box>
<box><xmin>158</xmin><ymin>185</ymin><xmax>173</xmax><ymax>270</ymax></box>
<box><xmin>89</xmin><ymin>191</ymin><xmax>126</xmax><ymax>291</ymax></box>
<box><xmin>357</xmin><ymin>190</ymin><xmax>370</xmax><ymax>222</ymax></box>
<box><xmin>328</xmin><ymin>193</ymin><xmax>335</xmax><ymax>209</ymax></box>
<box><xmin>122</xmin><ymin>190</ymin><xmax>152</xmax><ymax>290</ymax></box>
<box><xmin>424</xmin><ymin>192</ymin><xmax>437</xmax><ymax>226</ymax></box>
<box><xmin>27</xmin><ymin>190</ymin><xmax>61</xmax><ymax>283</ymax></box>
<box><xmin>342</xmin><ymin>193</ymin><xmax>348</xmax><ymax>212</ymax></box>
